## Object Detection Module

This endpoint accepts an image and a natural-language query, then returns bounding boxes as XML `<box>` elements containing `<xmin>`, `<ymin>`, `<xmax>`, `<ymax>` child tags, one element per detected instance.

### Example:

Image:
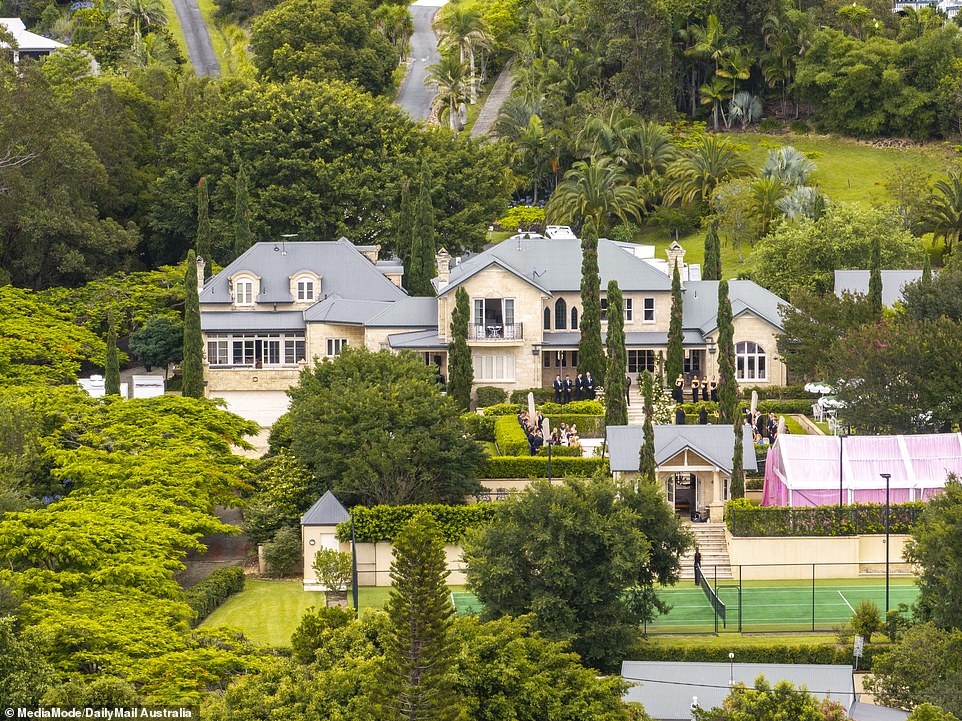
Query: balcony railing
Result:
<box><xmin>469</xmin><ymin>323</ymin><xmax>523</xmax><ymax>341</ymax></box>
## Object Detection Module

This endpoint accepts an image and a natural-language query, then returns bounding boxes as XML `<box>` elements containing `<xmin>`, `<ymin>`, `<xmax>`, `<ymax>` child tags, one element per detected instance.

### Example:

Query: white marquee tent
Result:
<box><xmin>762</xmin><ymin>433</ymin><xmax>962</xmax><ymax>507</ymax></box>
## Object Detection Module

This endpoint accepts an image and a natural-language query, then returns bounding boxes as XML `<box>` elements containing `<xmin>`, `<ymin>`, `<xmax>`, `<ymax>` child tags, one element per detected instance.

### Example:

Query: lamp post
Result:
<box><xmin>838</xmin><ymin>428</ymin><xmax>848</xmax><ymax>509</ymax></box>
<box><xmin>880</xmin><ymin>472</ymin><xmax>891</xmax><ymax>613</ymax></box>
<box><xmin>728</xmin><ymin>652</ymin><xmax>735</xmax><ymax>688</ymax></box>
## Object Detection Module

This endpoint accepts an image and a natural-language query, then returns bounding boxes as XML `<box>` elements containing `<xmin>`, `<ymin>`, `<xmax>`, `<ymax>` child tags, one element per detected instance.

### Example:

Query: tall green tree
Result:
<box><xmin>869</xmin><ymin>234</ymin><xmax>883</xmax><ymax>319</ymax></box>
<box><xmin>378</xmin><ymin>514</ymin><xmax>458</xmax><ymax>721</ymax></box>
<box><xmin>578</xmin><ymin>222</ymin><xmax>605</xmax><ymax>382</ymax></box>
<box><xmin>666</xmin><ymin>260</ymin><xmax>684</xmax><ymax>383</ymax></box>
<box><xmin>397</xmin><ymin>178</ymin><xmax>415</xmax><ymax>292</ymax></box>
<box><xmin>702</xmin><ymin>218</ymin><xmax>722</xmax><ymax>281</ymax></box>
<box><xmin>604</xmin><ymin>281</ymin><xmax>627</xmax><ymax>427</ymax></box>
<box><xmin>716</xmin><ymin>280</ymin><xmax>742</xmax><ymax>498</ymax></box>
<box><xmin>639</xmin><ymin>370</ymin><xmax>656</xmax><ymax>485</ymax></box>
<box><xmin>233</xmin><ymin>164</ymin><xmax>254</xmax><ymax>258</ymax></box>
<box><xmin>196</xmin><ymin>178</ymin><xmax>212</xmax><ymax>279</ymax></box>
<box><xmin>447</xmin><ymin>287</ymin><xmax>473</xmax><ymax>412</ymax></box>
<box><xmin>409</xmin><ymin>161</ymin><xmax>437</xmax><ymax>297</ymax></box>
<box><xmin>545</xmin><ymin>157</ymin><xmax>641</xmax><ymax>234</ymax></box>
<box><xmin>104</xmin><ymin>323</ymin><xmax>120</xmax><ymax>396</ymax></box>
<box><xmin>181</xmin><ymin>250</ymin><xmax>204</xmax><ymax>399</ymax></box>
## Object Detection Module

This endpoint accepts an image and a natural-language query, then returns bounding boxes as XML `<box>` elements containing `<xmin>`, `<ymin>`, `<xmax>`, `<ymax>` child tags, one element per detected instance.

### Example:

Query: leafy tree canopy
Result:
<box><xmin>288</xmin><ymin>347</ymin><xmax>484</xmax><ymax>506</ymax></box>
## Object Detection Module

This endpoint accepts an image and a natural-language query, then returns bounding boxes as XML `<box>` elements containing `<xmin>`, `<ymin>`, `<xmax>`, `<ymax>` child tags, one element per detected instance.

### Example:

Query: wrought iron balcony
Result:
<box><xmin>469</xmin><ymin>323</ymin><xmax>524</xmax><ymax>341</ymax></box>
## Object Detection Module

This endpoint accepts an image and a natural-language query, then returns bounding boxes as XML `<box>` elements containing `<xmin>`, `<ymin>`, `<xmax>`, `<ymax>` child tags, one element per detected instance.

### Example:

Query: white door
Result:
<box><xmin>213</xmin><ymin>391</ymin><xmax>289</xmax><ymax>427</ymax></box>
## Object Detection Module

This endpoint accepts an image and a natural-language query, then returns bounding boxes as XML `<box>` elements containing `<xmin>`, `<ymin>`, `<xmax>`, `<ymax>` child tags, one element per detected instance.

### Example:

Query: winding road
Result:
<box><xmin>395</xmin><ymin>0</ymin><xmax>448</xmax><ymax>121</ymax></box>
<box><xmin>170</xmin><ymin>0</ymin><xmax>220</xmax><ymax>77</ymax></box>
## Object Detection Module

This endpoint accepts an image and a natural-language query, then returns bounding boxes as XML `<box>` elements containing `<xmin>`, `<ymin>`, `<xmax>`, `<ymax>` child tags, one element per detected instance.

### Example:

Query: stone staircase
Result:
<box><xmin>678</xmin><ymin>522</ymin><xmax>732</xmax><ymax>581</ymax></box>
<box><xmin>626</xmin><ymin>384</ymin><xmax>646</xmax><ymax>425</ymax></box>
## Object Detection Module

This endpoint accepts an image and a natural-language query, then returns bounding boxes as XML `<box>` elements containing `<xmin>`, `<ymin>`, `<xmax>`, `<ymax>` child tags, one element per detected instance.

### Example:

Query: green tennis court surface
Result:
<box><xmin>648</xmin><ymin>579</ymin><xmax>919</xmax><ymax>633</ymax></box>
<box><xmin>452</xmin><ymin>579</ymin><xmax>918</xmax><ymax>633</ymax></box>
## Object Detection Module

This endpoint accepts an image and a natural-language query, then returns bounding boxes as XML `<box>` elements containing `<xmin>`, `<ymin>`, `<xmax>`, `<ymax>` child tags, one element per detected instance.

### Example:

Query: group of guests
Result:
<box><xmin>747</xmin><ymin>409</ymin><xmax>780</xmax><ymax>444</ymax></box>
<box><xmin>673</xmin><ymin>374</ymin><xmax>719</xmax><ymax>404</ymax></box>
<box><xmin>552</xmin><ymin>373</ymin><xmax>596</xmax><ymax>403</ymax></box>
<box><xmin>517</xmin><ymin>409</ymin><xmax>581</xmax><ymax>455</ymax></box>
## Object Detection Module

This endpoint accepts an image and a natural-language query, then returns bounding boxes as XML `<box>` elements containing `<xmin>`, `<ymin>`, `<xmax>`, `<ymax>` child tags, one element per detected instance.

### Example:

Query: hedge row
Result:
<box><xmin>476</xmin><ymin>386</ymin><xmax>507</xmax><ymax>407</ymax></box>
<box><xmin>678</xmin><ymin>400</ymin><xmax>816</xmax><ymax>416</ymax></box>
<box><xmin>540</xmin><ymin>400</ymin><xmax>604</xmax><ymax>415</ymax></box>
<box><xmin>484</xmin><ymin>403</ymin><xmax>524</xmax><ymax>416</ymax></box>
<box><xmin>494</xmin><ymin>415</ymin><xmax>529</xmax><ymax>456</ymax></box>
<box><xmin>461</xmin><ymin>412</ymin><xmax>495</xmax><ymax>442</ymax></box>
<box><xmin>510</xmin><ymin>388</ymin><xmax>555</xmax><ymax>404</ymax></box>
<box><xmin>483</xmin><ymin>456</ymin><xmax>607</xmax><ymax>478</ymax></box>
<box><xmin>537</xmin><ymin>445</ymin><xmax>582</xmax><ymax>457</ymax></box>
<box><xmin>186</xmin><ymin>565</ymin><xmax>245</xmax><ymax>626</ymax></box>
<box><xmin>740</xmin><ymin>385</ymin><xmax>820</xmax><ymax>400</ymax></box>
<box><xmin>545</xmin><ymin>414</ymin><xmax>605</xmax><ymax>438</ymax></box>
<box><xmin>633</xmin><ymin>640</ymin><xmax>880</xmax><ymax>671</ymax></box>
<box><xmin>336</xmin><ymin>504</ymin><xmax>498</xmax><ymax>543</ymax></box>
<box><xmin>725</xmin><ymin>498</ymin><xmax>924</xmax><ymax>537</ymax></box>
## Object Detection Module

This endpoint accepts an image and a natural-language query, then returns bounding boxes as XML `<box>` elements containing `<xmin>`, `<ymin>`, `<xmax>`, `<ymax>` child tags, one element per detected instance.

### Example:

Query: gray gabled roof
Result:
<box><xmin>388</xmin><ymin>329</ymin><xmax>446</xmax><ymax>349</ymax></box>
<box><xmin>201</xmin><ymin>310</ymin><xmax>306</xmax><ymax>332</ymax></box>
<box><xmin>439</xmin><ymin>237</ymin><xmax>673</xmax><ymax>296</ymax></box>
<box><xmin>304</xmin><ymin>297</ymin><xmax>394</xmax><ymax>325</ymax></box>
<box><xmin>621</xmin><ymin>662</ymin><xmax>855</xmax><ymax>720</ymax></box>
<box><xmin>366</xmin><ymin>296</ymin><xmax>439</xmax><ymax>327</ymax></box>
<box><xmin>607</xmin><ymin>424</ymin><xmax>757</xmax><ymax>474</ymax></box>
<box><xmin>683</xmin><ymin>280</ymin><xmax>788</xmax><ymax>334</ymax></box>
<box><xmin>834</xmin><ymin>270</ymin><xmax>924</xmax><ymax>308</ymax></box>
<box><xmin>200</xmin><ymin>239</ymin><xmax>407</xmax><ymax>306</ymax></box>
<box><xmin>301</xmin><ymin>490</ymin><xmax>350</xmax><ymax>526</ymax></box>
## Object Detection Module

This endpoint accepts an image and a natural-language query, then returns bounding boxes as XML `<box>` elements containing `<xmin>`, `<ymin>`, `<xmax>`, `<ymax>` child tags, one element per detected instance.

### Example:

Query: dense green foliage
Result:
<box><xmin>128</xmin><ymin>315</ymin><xmax>184</xmax><ymax>374</ymax></box>
<box><xmin>448</xmin><ymin>287</ymin><xmax>472</xmax><ymax>410</ymax></box>
<box><xmin>634</xmin><ymin>637</ymin><xmax>882</xmax><ymax>671</ymax></box>
<box><xmin>577</xmin><ymin>224</ymin><xmax>605</xmax><ymax>382</ymax></box>
<box><xmin>186</xmin><ymin>566</ymin><xmax>246</xmax><ymax>626</ymax></box>
<box><xmin>181</xmin><ymin>250</ymin><xmax>204</xmax><ymax>398</ymax></box>
<box><xmin>474</xmin><ymin>386</ymin><xmax>506</xmax><ymax>407</ymax></box>
<box><xmin>639</xmin><ymin>371</ymin><xmax>656</xmax><ymax>485</ymax></box>
<box><xmin>287</xmin><ymin>348</ymin><xmax>484</xmax><ymax>506</ymax></box>
<box><xmin>725</xmin><ymin>498</ymin><xmax>924</xmax><ymax>537</ymax></box>
<box><xmin>604</xmin><ymin>280</ymin><xmax>627</xmax><ymax>427</ymax></box>
<box><xmin>693</xmin><ymin>676</ymin><xmax>850</xmax><ymax>721</ymax></box>
<box><xmin>104</xmin><ymin>323</ymin><xmax>120</xmax><ymax>396</ymax></box>
<box><xmin>336</xmin><ymin>504</ymin><xmax>498</xmax><ymax>544</ymax></box>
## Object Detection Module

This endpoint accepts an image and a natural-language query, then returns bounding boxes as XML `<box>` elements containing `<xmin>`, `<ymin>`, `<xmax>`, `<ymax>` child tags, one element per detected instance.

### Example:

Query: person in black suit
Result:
<box><xmin>553</xmin><ymin>375</ymin><xmax>563</xmax><ymax>403</ymax></box>
<box><xmin>585</xmin><ymin>372</ymin><xmax>595</xmax><ymax>400</ymax></box>
<box><xmin>625</xmin><ymin>374</ymin><xmax>631</xmax><ymax>406</ymax></box>
<box><xmin>563</xmin><ymin>374</ymin><xmax>573</xmax><ymax>404</ymax></box>
<box><xmin>575</xmin><ymin>373</ymin><xmax>584</xmax><ymax>401</ymax></box>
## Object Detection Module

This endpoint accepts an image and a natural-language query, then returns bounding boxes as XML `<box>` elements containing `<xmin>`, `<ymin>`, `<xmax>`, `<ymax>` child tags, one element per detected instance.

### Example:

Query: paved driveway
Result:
<box><xmin>395</xmin><ymin>0</ymin><xmax>449</xmax><ymax>121</ymax></box>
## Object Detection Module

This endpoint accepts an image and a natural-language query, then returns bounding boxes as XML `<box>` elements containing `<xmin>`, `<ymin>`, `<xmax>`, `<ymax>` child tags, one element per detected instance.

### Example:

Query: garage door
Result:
<box><xmin>213</xmin><ymin>391</ymin><xmax>290</xmax><ymax>428</ymax></box>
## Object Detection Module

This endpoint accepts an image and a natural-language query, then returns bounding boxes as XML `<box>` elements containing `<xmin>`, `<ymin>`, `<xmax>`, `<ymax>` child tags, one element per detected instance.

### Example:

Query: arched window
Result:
<box><xmin>571</xmin><ymin>306</ymin><xmax>578</xmax><ymax>329</ymax></box>
<box><xmin>555</xmin><ymin>298</ymin><xmax>567</xmax><ymax>330</ymax></box>
<box><xmin>735</xmin><ymin>341</ymin><xmax>767</xmax><ymax>381</ymax></box>
<box><xmin>544</xmin><ymin>307</ymin><xmax>551</xmax><ymax>330</ymax></box>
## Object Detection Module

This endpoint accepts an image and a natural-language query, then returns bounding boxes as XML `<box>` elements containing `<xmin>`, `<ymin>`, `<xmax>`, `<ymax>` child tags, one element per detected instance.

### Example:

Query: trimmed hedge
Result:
<box><xmin>725</xmin><ymin>498</ymin><xmax>924</xmax><ymax>537</ymax></box>
<box><xmin>510</xmin><ymin>388</ymin><xmax>555</xmax><ymax>404</ymax></box>
<box><xmin>545</xmin><ymin>414</ymin><xmax>605</xmax><ymax>438</ymax></box>
<box><xmin>484</xmin><ymin>403</ymin><xmax>524</xmax><ymax>416</ymax></box>
<box><xmin>537</xmin><ymin>445</ymin><xmax>582</xmax><ymax>457</ymax></box>
<box><xmin>678</xmin><ymin>400</ymin><xmax>816</xmax><ymax>416</ymax></box>
<box><xmin>741</xmin><ymin>385</ymin><xmax>819</xmax><ymax>400</ymax></box>
<box><xmin>633</xmin><ymin>639</ymin><xmax>881</xmax><ymax>671</ymax></box>
<box><xmin>483</xmin><ymin>456</ymin><xmax>607</xmax><ymax>478</ymax></box>
<box><xmin>540</xmin><ymin>400</ymin><xmax>604</xmax><ymax>415</ymax></box>
<box><xmin>336</xmin><ymin>504</ymin><xmax>498</xmax><ymax>544</ymax></box>
<box><xmin>186</xmin><ymin>565</ymin><xmax>245</xmax><ymax>626</ymax></box>
<box><xmin>476</xmin><ymin>386</ymin><xmax>507</xmax><ymax>407</ymax></box>
<box><xmin>745</xmin><ymin>478</ymin><xmax>764</xmax><ymax>491</ymax></box>
<box><xmin>461</xmin><ymin>412</ymin><xmax>495</xmax><ymax>441</ymax></box>
<box><xmin>494</xmin><ymin>415</ymin><xmax>529</xmax><ymax>456</ymax></box>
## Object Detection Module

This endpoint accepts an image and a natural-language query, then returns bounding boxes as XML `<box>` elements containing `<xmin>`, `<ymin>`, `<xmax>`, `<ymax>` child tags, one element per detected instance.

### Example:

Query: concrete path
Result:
<box><xmin>170</xmin><ymin>0</ymin><xmax>221</xmax><ymax>77</ymax></box>
<box><xmin>395</xmin><ymin>0</ymin><xmax>448</xmax><ymax>121</ymax></box>
<box><xmin>470</xmin><ymin>60</ymin><xmax>514</xmax><ymax>138</ymax></box>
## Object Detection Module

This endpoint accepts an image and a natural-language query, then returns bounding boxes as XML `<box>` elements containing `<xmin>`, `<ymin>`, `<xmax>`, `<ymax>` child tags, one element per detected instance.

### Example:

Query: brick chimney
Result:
<box><xmin>666</xmin><ymin>241</ymin><xmax>686</xmax><ymax>287</ymax></box>
<box><xmin>436</xmin><ymin>248</ymin><xmax>451</xmax><ymax>290</ymax></box>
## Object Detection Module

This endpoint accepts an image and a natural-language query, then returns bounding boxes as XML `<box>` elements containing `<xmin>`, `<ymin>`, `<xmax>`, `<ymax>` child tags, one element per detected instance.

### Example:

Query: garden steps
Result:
<box><xmin>678</xmin><ymin>522</ymin><xmax>732</xmax><ymax>581</ymax></box>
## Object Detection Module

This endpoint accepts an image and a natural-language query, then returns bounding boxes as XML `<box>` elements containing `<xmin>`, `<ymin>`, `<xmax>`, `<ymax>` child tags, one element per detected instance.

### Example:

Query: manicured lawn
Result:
<box><xmin>201</xmin><ymin>579</ymin><xmax>467</xmax><ymax>646</ymax></box>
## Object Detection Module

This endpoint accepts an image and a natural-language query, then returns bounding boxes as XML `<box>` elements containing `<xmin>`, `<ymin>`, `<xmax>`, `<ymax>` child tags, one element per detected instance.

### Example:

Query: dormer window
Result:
<box><xmin>297</xmin><ymin>279</ymin><xmax>315</xmax><ymax>301</ymax></box>
<box><xmin>235</xmin><ymin>279</ymin><xmax>254</xmax><ymax>306</ymax></box>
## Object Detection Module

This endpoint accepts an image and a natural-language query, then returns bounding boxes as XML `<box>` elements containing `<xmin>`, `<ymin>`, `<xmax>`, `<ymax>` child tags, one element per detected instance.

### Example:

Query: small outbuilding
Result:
<box><xmin>300</xmin><ymin>490</ymin><xmax>350</xmax><ymax>591</ymax></box>
<box><xmin>607</xmin><ymin>424</ymin><xmax>756</xmax><ymax>521</ymax></box>
<box><xmin>1</xmin><ymin>18</ymin><xmax>66</xmax><ymax>62</ymax></box>
<box><xmin>762</xmin><ymin>433</ymin><xmax>962</xmax><ymax>507</ymax></box>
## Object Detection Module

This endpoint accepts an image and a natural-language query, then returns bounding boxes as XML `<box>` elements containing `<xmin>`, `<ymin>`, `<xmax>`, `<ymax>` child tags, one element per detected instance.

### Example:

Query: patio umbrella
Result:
<box><xmin>804</xmin><ymin>381</ymin><xmax>834</xmax><ymax>395</ymax></box>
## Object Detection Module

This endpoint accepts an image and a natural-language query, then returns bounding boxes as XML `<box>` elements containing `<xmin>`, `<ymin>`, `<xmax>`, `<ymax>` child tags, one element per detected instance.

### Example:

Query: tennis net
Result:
<box><xmin>695</xmin><ymin>563</ymin><xmax>726</xmax><ymax>626</ymax></box>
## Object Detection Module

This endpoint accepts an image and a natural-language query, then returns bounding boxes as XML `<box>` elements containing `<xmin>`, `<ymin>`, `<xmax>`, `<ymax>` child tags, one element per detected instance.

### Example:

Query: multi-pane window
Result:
<box><xmin>296</xmin><ymin>279</ymin><xmax>315</xmax><ymax>301</ymax></box>
<box><xmin>624</xmin><ymin>298</ymin><xmax>633</xmax><ymax>322</ymax></box>
<box><xmin>643</xmin><ymin>297</ymin><xmax>655</xmax><ymax>322</ymax></box>
<box><xmin>473</xmin><ymin>354</ymin><xmax>515</xmax><ymax>381</ymax></box>
<box><xmin>600</xmin><ymin>297</ymin><xmax>631</xmax><ymax>321</ymax></box>
<box><xmin>555</xmin><ymin>298</ymin><xmax>567</xmax><ymax>330</ymax></box>
<box><xmin>735</xmin><ymin>341</ymin><xmax>767</xmax><ymax>381</ymax></box>
<box><xmin>327</xmin><ymin>338</ymin><xmax>348</xmax><ymax>356</ymax></box>
<box><xmin>235</xmin><ymin>279</ymin><xmax>254</xmax><ymax>305</ymax></box>
<box><xmin>206</xmin><ymin>333</ymin><xmax>304</xmax><ymax>367</ymax></box>
<box><xmin>285</xmin><ymin>339</ymin><xmax>306</xmax><ymax>364</ymax></box>
<box><xmin>627</xmin><ymin>349</ymin><xmax>656</xmax><ymax>373</ymax></box>
<box><xmin>600</xmin><ymin>297</ymin><xmax>608</xmax><ymax>321</ymax></box>
<box><xmin>207</xmin><ymin>339</ymin><xmax>229</xmax><ymax>365</ymax></box>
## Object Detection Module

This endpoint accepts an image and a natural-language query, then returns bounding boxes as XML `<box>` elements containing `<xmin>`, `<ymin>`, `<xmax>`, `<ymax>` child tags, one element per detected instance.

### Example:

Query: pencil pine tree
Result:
<box><xmin>182</xmin><ymin>250</ymin><xmax>204</xmax><ymax>399</ymax></box>
<box><xmin>666</xmin><ymin>260</ymin><xmax>684</xmax><ymax>383</ymax></box>
<box><xmin>104</xmin><ymin>322</ymin><xmax>120</xmax><ymax>396</ymax></box>
<box><xmin>409</xmin><ymin>160</ymin><xmax>436</xmax><ymax>297</ymax></box>
<box><xmin>578</xmin><ymin>220</ymin><xmax>605</xmax><ymax>382</ymax></box>
<box><xmin>702</xmin><ymin>218</ymin><xmax>722</xmax><ymax>281</ymax></box>
<box><xmin>196</xmin><ymin>178</ymin><xmax>212</xmax><ymax>279</ymax></box>
<box><xmin>639</xmin><ymin>370</ymin><xmax>656</xmax><ymax>485</ymax></box>
<box><xmin>604</xmin><ymin>280</ymin><xmax>627</xmax><ymax>427</ymax></box>
<box><xmin>398</xmin><ymin>178</ymin><xmax>415</xmax><ymax>292</ymax></box>
<box><xmin>717</xmin><ymin>280</ymin><xmax>743</xmax><ymax>498</ymax></box>
<box><xmin>869</xmin><ymin>234</ymin><xmax>883</xmax><ymax>319</ymax></box>
<box><xmin>234</xmin><ymin>164</ymin><xmax>254</xmax><ymax>258</ymax></box>
<box><xmin>447</xmin><ymin>287</ymin><xmax>473</xmax><ymax>411</ymax></box>
<box><xmin>377</xmin><ymin>514</ymin><xmax>458</xmax><ymax>721</ymax></box>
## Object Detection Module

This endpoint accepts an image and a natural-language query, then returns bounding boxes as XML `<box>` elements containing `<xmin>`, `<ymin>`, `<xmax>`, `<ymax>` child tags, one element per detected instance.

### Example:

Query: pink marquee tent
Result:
<box><xmin>762</xmin><ymin>433</ymin><xmax>962</xmax><ymax>507</ymax></box>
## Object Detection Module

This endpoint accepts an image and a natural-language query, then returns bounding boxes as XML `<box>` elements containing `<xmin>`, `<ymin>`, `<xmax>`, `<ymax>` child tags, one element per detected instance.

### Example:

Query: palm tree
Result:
<box><xmin>495</xmin><ymin>93</ymin><xmax>545</xmax><ymax>142</ymax></box>
<box><xmin>699</xmin><ymin>76</ymin><xmax>732</xmax><ymax>132</ymax></box>
<box><xmin>626</xmin><ymin>119</ymin><xmax>677</xmax><ymax>176</ymax></box>
<box><xmin>925</xmin><ymin>172</ymin><xmax>962</xmax><ymax>255</ymax></box>
<box><xmin>513</xmin><ymin>114</ymin><xmax>563</xmax><ymax>203</ymax></box>
<box><xmin>687</xmin><ymin>14</ymin><xmax>733</xmax><ymax>76</ymax></box>
<box><xmin>716</xmin><ymin>46</ymin><xmax>752</xmax><ymax>110</ymax></box>
<box><xmin>436</xmin><ymin>4</ymin><xmax>491</xmax><ymax>103</ymax></box>
<box><xmin>751</xmin><ymin>176</ymin><xmax>786</xmax><ymax>237</ymax></box>
<box><xmin>374</xmin><ymin>4</ymin><xmax>413</xmax><ymax>62</ymax></box>
<box><xmin>761</xmin><ymin>146</ymin><xmax>816</xmax><ymax>187</ymax></box>
<box><xmin>575</xmin><ymin>105</ymin><xmax>637</xmax><ymax>162</ymax></box>
<box><xmin>426</xmin><ymin>52</ymin><xmax>469</xmax><ymax>132</ymax></box>
<box><xmin>114</xmin><ymin>0</ymin><xmax>167</xmax><ymax>35</ymax></box>
<box><xmin>663</xmin><ymin>133</ymin><xmax>753</xmax><ymax>207</ymax></box>
<box><xmin>545</xmin><ymin>156</ymin><xmax>642</xmax><ymax>233</ymax></box>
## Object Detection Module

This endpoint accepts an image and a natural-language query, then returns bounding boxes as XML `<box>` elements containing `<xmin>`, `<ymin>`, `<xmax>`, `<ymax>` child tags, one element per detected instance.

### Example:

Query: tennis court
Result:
<box><xmin>452</xmin><ymin>578</ymin><xmax>918</xmax><ymax>633</ymax></box>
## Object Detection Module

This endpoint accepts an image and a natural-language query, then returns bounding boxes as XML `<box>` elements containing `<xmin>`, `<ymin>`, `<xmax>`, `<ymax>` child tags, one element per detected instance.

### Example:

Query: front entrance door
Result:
<box><xmin>667</xmin><ymin>473</ymin><xmax>696</xmax><ymax>516</ymax></box>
